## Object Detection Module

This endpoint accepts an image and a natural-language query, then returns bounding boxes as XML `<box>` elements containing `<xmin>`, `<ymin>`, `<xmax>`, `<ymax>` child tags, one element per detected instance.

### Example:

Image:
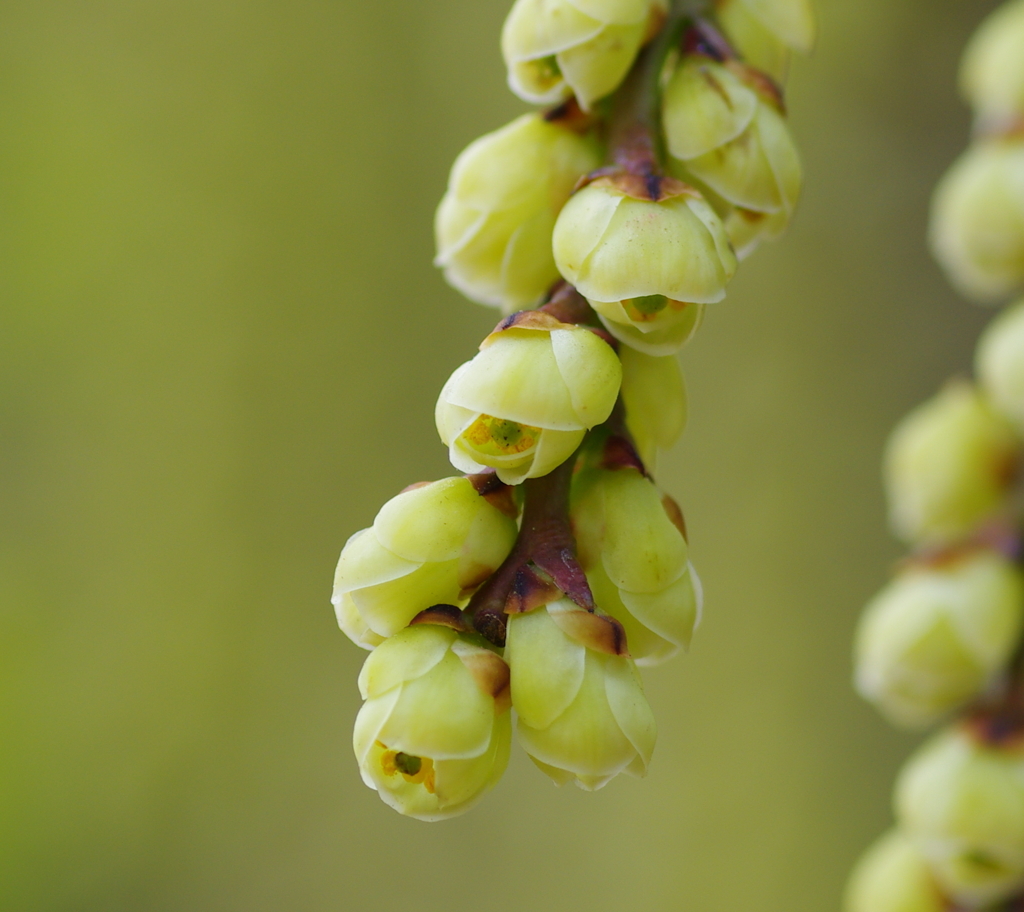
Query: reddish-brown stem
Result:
<box><xmin>605</xmin><ymin>4</ymin><xmax>688</xmax><ymax>190</ymax></box>
<box><xmin>468</xmin><ymin>453</ymin><xmax>593</xmax><ymax>647</ymax></box>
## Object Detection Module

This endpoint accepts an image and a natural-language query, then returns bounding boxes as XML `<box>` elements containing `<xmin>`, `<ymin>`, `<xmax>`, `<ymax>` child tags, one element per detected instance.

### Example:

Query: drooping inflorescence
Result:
<box><xmin>333</xmin><ymin>0</ymin><xmax>813</xmax><ymax>821</ymax></box>
<box><xmin>845</xmin><ymin>3</ymin><xmax>1024</xmax><ymax>908</ymax></box>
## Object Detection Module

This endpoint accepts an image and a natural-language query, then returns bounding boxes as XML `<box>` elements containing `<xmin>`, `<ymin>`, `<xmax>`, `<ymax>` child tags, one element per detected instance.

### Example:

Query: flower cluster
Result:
<box><xmin>846</xmin><ymin>4</ymin><xmax>1024</xmax><ymax>908</ymax></box>
<box><xmin>334</xmin><ymin>0</ymin><xmax>812</xmax><ymax>821</ymax></box>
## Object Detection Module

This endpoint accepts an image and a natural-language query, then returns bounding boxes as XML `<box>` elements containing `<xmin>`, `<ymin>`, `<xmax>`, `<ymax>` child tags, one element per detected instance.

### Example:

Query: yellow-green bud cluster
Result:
<box><xmin>333</xmin><ymin>0</ymin><xmax>814</xmax><ymax>822</ymax></box>
<box><xmin>848</xmin><ymin>3</ymin><xmax>1024</xmax><ymax>907</ymax></box>
<box><xmin>931</xmin><ymin>0</ymin><xmax>1024</xmax><ymax>302</ymax></box>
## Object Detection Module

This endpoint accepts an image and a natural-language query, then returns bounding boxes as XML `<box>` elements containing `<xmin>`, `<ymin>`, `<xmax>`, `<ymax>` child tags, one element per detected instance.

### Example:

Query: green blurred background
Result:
<box><xmin>0</xmin><ymin>0</ymin><xmax>1005</xmax><ymax>908</ymax></box>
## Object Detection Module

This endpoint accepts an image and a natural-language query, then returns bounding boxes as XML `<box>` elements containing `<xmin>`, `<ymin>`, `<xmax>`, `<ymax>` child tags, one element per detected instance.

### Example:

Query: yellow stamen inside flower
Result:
<box><xmin>378</xmin><ymin>744</ymin><xmax>437</xmax><ymax>793</ymax></box>
<box><xmin>463</xmin><ymin>414</ymin><xmax>540</xmax><ymax>457</ymax></box>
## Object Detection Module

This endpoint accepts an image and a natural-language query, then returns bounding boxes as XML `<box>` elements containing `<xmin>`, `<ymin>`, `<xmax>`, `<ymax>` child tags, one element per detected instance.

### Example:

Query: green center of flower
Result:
<box><xmin>630</xmin><ymin>294</ymin><xmax>669</xmax><ymax>315</ymax></box>
<box><xmin>463</xmin><ymin>414</ymin><xmax>540</xmax><ymax>457</ymax></box>
<box><xmin>393</xmin><ymin>752</ymin><xmax>421</xmax><ymax>776</ymax></box>
<box><xmin>379</xmin><ymin>744</ymin><xmax>437</xmax><ymax>793</ymax></box>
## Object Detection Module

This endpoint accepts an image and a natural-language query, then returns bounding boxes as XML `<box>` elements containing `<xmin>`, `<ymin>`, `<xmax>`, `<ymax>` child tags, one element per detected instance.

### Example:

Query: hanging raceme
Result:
<box><xmin>333</xmin><ymin>0</ymin><xmax>813</xmax><ymax>821</ymax></box>
<box><xmin>845</xmin><ymin>1</ymin><xmax>1024</xmax><ymax>907</ymax></box>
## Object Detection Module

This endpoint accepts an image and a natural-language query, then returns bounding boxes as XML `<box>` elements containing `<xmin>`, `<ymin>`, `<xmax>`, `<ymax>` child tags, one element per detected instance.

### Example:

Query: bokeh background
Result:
<box><xmin>0</xmin><ymin>0</ymin><xmax>1006</xmax><ymax>909</ymax></box>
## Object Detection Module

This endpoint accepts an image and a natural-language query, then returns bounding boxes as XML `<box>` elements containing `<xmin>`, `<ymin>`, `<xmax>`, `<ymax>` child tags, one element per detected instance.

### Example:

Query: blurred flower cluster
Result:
<box><xmin>333</xmin><ymin>0</ymin><xmax>813</xmax><ymax>821</ymax></box>
<box><xmin>846</xmin><ymin>3</ymin><xmax>1024</xmax><ymax>908</ymax></box>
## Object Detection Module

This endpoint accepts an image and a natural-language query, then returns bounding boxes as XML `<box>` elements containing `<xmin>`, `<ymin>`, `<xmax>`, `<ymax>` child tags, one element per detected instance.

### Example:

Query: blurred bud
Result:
<box><xmin>843</xmin><ymin>830</ymin><xmax>947</xmax><ymax>912</ymax></box>
<box><xmin>884</xmin><ymin>381</ymin><xmax>1019</xmax><ymax>546</ymax></box>
<box><xmin>960</xmin><ymin>0</ymin><xmax>1024</xmax><ymax>130</ymax></box>
<box><xmin>572</xmin><ymin>465</ymin><xmax>699</xmax><ymax>664</ymax></box>
<box><xmin>896</xmin><ymin>725</ymin><xmax>1024</xmax><ymax>907</ymax></box>
<box><xmin>505</xmin><ymin>598</ymin><xmax>656</xmax><ymax>789</ymax></box>
<box><xmin>353</xmin><ymin>625</ymin><xmax>512</xmax><ymax>821</ymax></box>
<box><xmin>978</xmin><ymin>299</ymin><xmax>1024</xmax><ymax>431</ymax></box>
<box><xmin>619</xmin><ymin>347</ymin><xmax>688</xmax><ymax>467</ymax></box>
<box><xmin>552</xmin><ymin>175</ymin><xmax>736</xmax><ymax>351</ymax></box>
<box><xmin>333</xmin><ymin>477</ymin><xmax>518</xmax><ymax>640</ymax></box>
<box><xmin>718</xmin><ymin>18</ymin><xmax>788</xmax><ymax>84</ymax></box>
<box><xmin>854</xmin><ymin>548</ymin><xmax>1024</xmax><ymax>728</ymax></box>
<box><xmin>436</xmin><ymin>312</ymin><xmax>621</xmax><ymax>485</ymax></box>
<box><xmin>435</xmin><ymin>112</ymin><xmax>601</xmax><ymax>312</ymax></box>
<box><xmin>501</xmin><ymin>0</ymin><xmax>665</xmax><ymax>110</ymax></box>
<box><xmin>930</xmin><ymin>138</ymin><xmax>1024</xmax><ymax>303</ymax></box>
<box><xmin>716</xmin><ymin>0</ymin><xmax>815</xmax><ymax>56</ymax></box>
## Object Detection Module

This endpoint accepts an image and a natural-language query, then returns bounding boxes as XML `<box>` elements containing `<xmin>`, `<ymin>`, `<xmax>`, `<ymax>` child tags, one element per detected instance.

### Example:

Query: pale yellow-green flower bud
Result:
<box><xmin>663</xmin><ymin>58</ymin><xmax>801</xmax><ymax>217</ymax></box>
<box><xmin>552</xmin><ymin>175</ymin><xmax>735</xmax><ymax>353</ymax></box>
<box><xmin>715</xmin><ymin>0</ymin><xmax>816</xmax><ymax>83</ymax></box>
<box><xmin>977</xmin><ymin>299</ymin><xmax>1024</xmax><ymax>431</ymax></box>
<box><xmin>572</xmin><ymin>466</ymin><xmax>699</xmax><ymax>664</ymax></box>
<box><xmin>930</xmin><ymin>138</ymin><xmax>1024</xmax><ymax>303</ymax></box>
<box><xmin>434</xmin><ymin>113</ymin><xmax>601</xmax><ymax>312</ymax></box>
<box><xmin>505</xmin><ymin>598</ymin><xmax>656</xmax><ymax>789</ymax></box>
<box><xmin>435</xmin><ymin>312</ymin><xmax>622</xmax><ymax>484</ymax></box>
<box><xmin>896</xmin><ymin>726</ymin><xmax>1024</xmax><ymax>907</ymax></box>
<box><xmin>884</xmin><ymin>381</ymin><xmax>1019</xmax><ymax>546</ymax></box>
<box><xmin>353</xmin><ymin>624</ymin><xmax>512</xmax><ymax>821</ymax></box>
<box><xmin>501</xmin><ymin>0</ymin><xmax>665</xmax><ymax>110</ymax></box>
<box><xmin>844</xmin><ymin>830</ymin><xmax>947</xmax><ymax>912</ymax></box>
<box><xmin>854</xmin><ymin>549</ymin><xmax>1024</xmax><ymax>728</ymax></box>
<box><xmin>619</xmin><ymin>347</ymin><xmax>688</xmax><ymax>468</ymax></box>
<box><xmin>333</xmin><ymin>477</ymin><xmax>518</xmax><ymax>641</ymax></box>
<box><xmin>960</xmin><ymin>0</ymin><xmax>1024</xmax><ymax>130</ymax></box>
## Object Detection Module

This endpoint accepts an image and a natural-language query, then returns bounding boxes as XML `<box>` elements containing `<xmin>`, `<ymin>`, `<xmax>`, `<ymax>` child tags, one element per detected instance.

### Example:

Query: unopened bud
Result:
<box><xmin>572</xmin><ymin>466</ymin><xmax>699</xmax><ymax>664</ymax></box>
<box><xmin>505</xmin><ymin>599</ymin><xmax>656</xmax><ymax>789</ymax></box>
<box><xmin>664</xmin><ymin>58</ymin><xmax>801</xmax><ymax>217</ymax></box>
<box><xmin>333</xmin><ymin>477</ymin><xmax>518</xmax><ymax>640</ymax></box>
<box><xmin>662</xmin><ymin>56</ymin><xmax>760</xmax><ymax>162</ymax></box>
<box><xmin>930</xmin><ymin>138</ymin><xmax>1024</xmax><ymax>303</ymax></box>
<box><xmin>884</xmin><ymin>381</ymin><xmax>1019</xmax><ymax>546</ymax></box>
<box><xmin>435</xmin><ymin>113</ymin><xmax>601</xmax><ymax>312</ymax></box>
<box><xmin>977</xmin><ymin>299</ymin><xmax>1024</xmax><ymax>431</ymax></box>
<box><xmin>960</xmin><ymin>0</ymin><xmax>1024</xmax><ymax>130</ymax></box>
<box><xmin>436</xmin><ymin>313</ymin><xmax>621</xmax><ymax>484</ymax></box>
<box><xmin>716</xmin><ymin>0</ymin><xmax>816</xmax><ymax>58</ymax></box>
<box><xmin>619</xmin><ymin>347</ymin><xmax>688</xmax><ymax>467</ymax></box>
<box><xmin>552</xmin><ymin>176</ymin><xmax>736</xmax><ymax>349</ymax></box>
<box><xmin>501</xmin><ymin>0</ymin><xmax>665</xmax><ymax>110</ymax></box>
<box><xmin>353</xmin><ymin>624</ymin><xmax>512</xmax><ymax>820</ymax></box>
<box><xmin>843</xmin><ymin>830</ymin><xmax>947</xmax><ymax>912</ymax></box>
<box><xmin>713</xmin><ymin>0</ymin><xmax>788</xmax><ymax>84</ymax></box>
<box><xmin>896</xmin><ymin>725</ymin><xmax>1024</xmax><ymax>907</ymax></box>
<box><xmin>854</xmin><ymin>548</ymin><xmax>1024</xmax><ymax>728</ymax></box>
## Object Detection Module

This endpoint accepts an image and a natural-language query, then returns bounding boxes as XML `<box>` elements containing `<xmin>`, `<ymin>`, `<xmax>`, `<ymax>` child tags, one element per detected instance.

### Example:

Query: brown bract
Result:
<box><xmin>409</xmin><ymin>604</ymin><xmax>469</xmax><ymax>633</ymax></box>
<box><xmin>549</xmin><ymin>603</ymin><xmax>629</xmax><ymax>656</ymax></box>
<box><xmin>457</xmin><ymin>648</ymin><xmax>512</xmax><ymax>713</ymax></box>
